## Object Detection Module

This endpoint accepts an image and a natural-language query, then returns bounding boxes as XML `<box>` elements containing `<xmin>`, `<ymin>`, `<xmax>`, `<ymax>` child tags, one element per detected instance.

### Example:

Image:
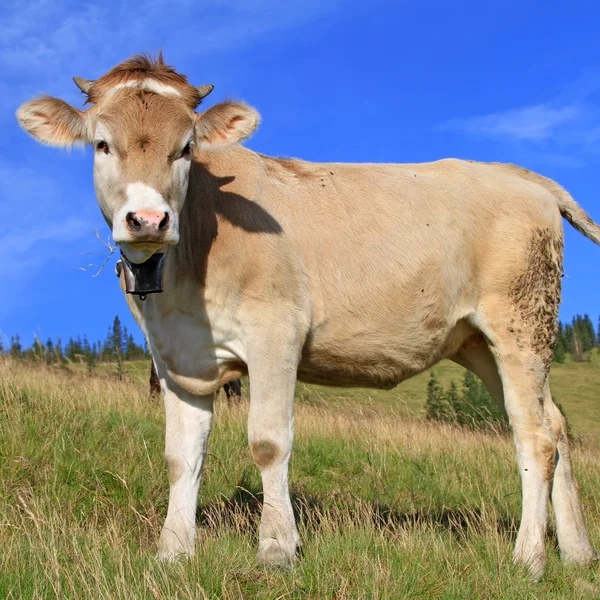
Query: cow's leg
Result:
<box><xmin>223</xmin><ymin>379</ymin><xmax>242</xmax><ymax>402</ymax></box>
<box><xmin>481</xmin><ymin>330</ymin><xmax>554</xmax><ymax>578</ymax></box>
<box><xmin>455</xmin><ymin>334</ymin><xmax>596</xmax><ymax>572</ymax></box>
<box><xmin>156</xmin><ymin>364</ymin><xmax>214</xmax><ymax>560</ymax></box>
<box><xmin>545</xmin><ymin>391</ymin><xmax>597</xmax><ymax>566</ymax></box>
<box><xmin>247</xmin><ymin>344</ymin><xmax>300</xmax><ymax>565</ymax></box>
<box><xmin>451</xmin><ymin>340</ymin><xmax>505</xmax><ymax>414</ymax></box>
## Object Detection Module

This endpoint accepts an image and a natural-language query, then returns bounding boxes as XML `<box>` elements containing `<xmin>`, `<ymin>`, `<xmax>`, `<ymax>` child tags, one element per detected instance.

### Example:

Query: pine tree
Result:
<box><xmin>461</xmin><ymin>370</ymin><xmax>481</xmax><ymax>425</ymax></box>
<box><xmin>460</xmin><ymin>371</ymin><xmax>504</xmax><ymax>429</ymax></box>
<box><xmin>82</xmin><ymin>335</ymin><xmax>91</xmax><ymax>357</ymax></box>
<box><xmin>44</xmin><ymin>338</ymin><xmax>53</xmax><ymax>364</ymax></box>
<box><xmin>553</xmin><ymin>337</ymin><xmax>566</xmax><ymax>363</ymax></box>
<box><xmin>582</xmin><ymin>314</ymin><xmax>596</xmax><ymax>349</ymax></box>
<box><xmin>66</xmin><ymin>337</ymin><xmax>75</xmax><ymax>360</ymax></box>
<box><xmin>569</xmin><ymin>325</ymin><xmax>585</xmax><ymax>362</ymax></box>
<box><xmin>10</xmin><ymin>335</ymin><xmax>22</xmax><ymax>359</ymax></box>
<box><xmin>125</xmin><ymin>333</ymin><xmax>142</xmax><ymax>360</ymax></box>
<box><xmin>108</xmin><ymin>316</ymin><xmax>125</xmax><ymax>378</ymax></box>
<box><xmin>445</xmin><ymin>380</ymin><xmax>462</xmax><ymax>426</ymax></box>
<box><xmin>32</xmin><ymin>335</ymin><xmax>45</xmax><ymax>363</ymax></box>
<box><xmin>425</xmin><ymin>372</ymin><xmax>445</xmax><ymax>421</ymax></box>
<box><xmin>564</xmin><ymin>324</ymin><xmax>573</xmax><ymax>356</ymax></box>
<box><xmin>55</xmin><ymin>337</ymin><xmax>65</xmax><ymax>364</ymax></box>
<box><xmin>554</xmin><ymin>322</ymin><xmax>567</xmax><ymax>363</ymax></box>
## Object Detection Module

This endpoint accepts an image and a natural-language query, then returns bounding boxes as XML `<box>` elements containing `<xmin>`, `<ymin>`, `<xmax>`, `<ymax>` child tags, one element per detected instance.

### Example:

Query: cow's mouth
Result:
<box><xmin>120</xmin><ymin>252</ymin><xmax>165</xmax><ymax>299</ymax></box>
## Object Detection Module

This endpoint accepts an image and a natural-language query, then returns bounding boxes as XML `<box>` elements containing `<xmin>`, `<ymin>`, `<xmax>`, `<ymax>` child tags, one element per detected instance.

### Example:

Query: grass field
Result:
<box><xmin>2</xmin><ymin>358</ymin><xmax>600</xmax><ymax>598</ymax></box>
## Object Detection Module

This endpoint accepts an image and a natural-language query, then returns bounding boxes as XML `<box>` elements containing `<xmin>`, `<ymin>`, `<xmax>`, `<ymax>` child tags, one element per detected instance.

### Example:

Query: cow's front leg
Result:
<box><xmin>247</xmin><ymin>343</ymin><xmax>300</xmax><ymax>565</ymax></box>
<box><xmin>156</xmin><ymin>366</ymin><xmax>214</xmax><ymax>560</ymax></box>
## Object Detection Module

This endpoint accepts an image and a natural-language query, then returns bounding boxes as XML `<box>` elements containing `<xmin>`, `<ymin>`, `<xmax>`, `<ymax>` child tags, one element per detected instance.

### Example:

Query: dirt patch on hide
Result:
<box><xmin>165</xmin><ymin>456</ymin><xmax>184</xmax><ymax>485</ymax></box>
<box><xmin>250</xmin><ymin>440</ymin><xmax>279</xmax><ymax>469</ymax></box>
<box><xmin>509</xmin><ymin>228</ymin><xmax>563</xmax><ymax>370</ymax></box>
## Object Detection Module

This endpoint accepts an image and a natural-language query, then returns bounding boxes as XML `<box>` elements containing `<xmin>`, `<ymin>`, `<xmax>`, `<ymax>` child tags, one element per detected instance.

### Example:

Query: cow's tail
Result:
<box><xmin>497</xmin><ymin>163</ymin><xmax>600</xmax><ymax>246</ymax></box>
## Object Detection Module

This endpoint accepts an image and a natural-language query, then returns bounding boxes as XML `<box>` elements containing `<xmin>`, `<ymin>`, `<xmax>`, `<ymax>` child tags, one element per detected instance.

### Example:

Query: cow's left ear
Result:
<box><xmin>16</xmin><ymin>96</ymin><xmax>90</xmax><ymax>148</ymax></box>
<box><xmin>195</xmin><ymin>101</ymin><xmax>260</xmax><ymax>149</ymax></box>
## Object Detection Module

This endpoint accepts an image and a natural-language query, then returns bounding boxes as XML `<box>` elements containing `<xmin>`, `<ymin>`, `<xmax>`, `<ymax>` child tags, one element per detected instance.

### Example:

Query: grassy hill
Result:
<box><xmin>297</xmin><ymin>356</ymin><xmax>600</xmax><ymax>446</ymax></box>
<box><xmin>2</xmin><ymin>359</ymin><xmax>600</xmax><ymax>598</ymax></box>
<box><xmin>75</xmin><ymin>352</ymin><xmax>600</xmax><ymax>446</ymax></box>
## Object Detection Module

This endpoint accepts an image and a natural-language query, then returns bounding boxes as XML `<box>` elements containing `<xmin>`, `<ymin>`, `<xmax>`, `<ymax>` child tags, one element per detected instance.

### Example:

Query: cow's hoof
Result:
<box><xmin>514</xmin><ymin>549</ymin><xmax>545</xmax><ymax>581</ymax></box>
<box><xmin>157</xmin><ymin>529</ymin><xmax>194</xmax><ymax>562</ymax></box>
<box><xmin>156</xmin><ymin>546</ymin><xmax>194</xmax><ymax>562</ymax></box>
<box><xmin>257</xmin><ymin>537</ymin><xmax>299</xmax><ymax>567</ymax></box>
<box><xmin>562</xmin><ymin>546</ymin><xmax>599</xmax><ymax>567</ymax></box>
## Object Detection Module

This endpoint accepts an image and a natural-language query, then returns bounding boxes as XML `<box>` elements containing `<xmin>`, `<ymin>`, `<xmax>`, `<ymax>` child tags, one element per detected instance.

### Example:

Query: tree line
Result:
<box><xmin>2</xmin><ymin>312</ymin><xmax>598</xmax><ymax>380</ymax></box>
<box><xmin>553</xmin><ymin>314</ymin><xmax>599</xmax><ymax>363</ymax></box>
<box><xmin>1</xmin><ymin>316</ymin><xmax>149</xmax><ymax>372</ymax></box>
<box><xmin>425</xmin><ymin>370</ymin><xmax>571</xmax><ymax>436</ymax></box>
<box><xmin>425</xmin><ymin>370</ymin><xmax>507</xmax><ymax>432</ymax></box>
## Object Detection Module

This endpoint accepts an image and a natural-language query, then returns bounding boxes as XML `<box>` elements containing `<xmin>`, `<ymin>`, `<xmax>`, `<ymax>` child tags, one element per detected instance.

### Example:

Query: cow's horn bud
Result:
<box><xmin>73</xmin><ymin>77</ymin><xmax>95</xmax><ymax>94</ymax></box>
<box><xmin>196</xmin><ymin>84</ymin><xmax>214</xmax><ymax>100</ymax></box>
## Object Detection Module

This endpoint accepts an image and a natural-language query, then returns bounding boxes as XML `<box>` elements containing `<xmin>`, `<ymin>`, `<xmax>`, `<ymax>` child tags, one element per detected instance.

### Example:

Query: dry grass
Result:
<box><xmin>1</xmin><ymin>359</ymin><xmax>600</xmax><ymax>598</ymax></box>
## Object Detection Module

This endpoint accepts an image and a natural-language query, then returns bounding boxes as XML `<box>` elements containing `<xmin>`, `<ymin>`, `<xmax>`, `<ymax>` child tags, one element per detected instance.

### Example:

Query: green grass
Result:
<box><xmin>2</xmin><ymin>359</ymin><xmax>600</xmax><ymax>598</ymax></box>
<box><xmin>84</xmin><ymin>353</ymin><xmax>600</xmax><ymax>446</ymax></box>
<box><xmin>297</xmin><ymin>353</ymin><xmax>600</xmax><ymax>446</ymax></box>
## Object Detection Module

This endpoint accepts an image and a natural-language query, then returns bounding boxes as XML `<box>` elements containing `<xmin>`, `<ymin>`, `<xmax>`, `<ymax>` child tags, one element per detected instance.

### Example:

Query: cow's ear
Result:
<box><xmin>195</xmin><ymin>101</ymin><xmax>260</xmax><ymax>149</ymax></box>
<box><xmin>16</xmin><ymin>96</ymin><xmax>90</xmax><ymax>148</ymax></box>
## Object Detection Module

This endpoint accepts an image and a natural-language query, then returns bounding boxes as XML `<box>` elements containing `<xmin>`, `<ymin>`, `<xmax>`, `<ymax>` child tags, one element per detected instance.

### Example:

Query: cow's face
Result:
<box><xmin>16</xmin><ymin>66</ymin><xmax>260</xmax><ymax>264</ymax></box>
<box><xmin>89</xmin><ymin>89</ymin><xmax>196</xmax><ymax>264</ymax></box>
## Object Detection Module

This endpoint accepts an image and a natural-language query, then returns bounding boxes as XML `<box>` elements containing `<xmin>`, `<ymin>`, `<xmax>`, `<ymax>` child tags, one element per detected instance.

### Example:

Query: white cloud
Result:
<box><xmin>437</xmin><ymin>73</ymin><xmax>600</xmax><ymax>166</ymax></box>
<box><xmin>440</xmin><ymin>103</ymin><xmax>581</xmax><ymax>142</ymax></box>
<box><xmin>0</xmin><ymin>217</ymin><xmax>88</xmax><ymax>270</ymax></box>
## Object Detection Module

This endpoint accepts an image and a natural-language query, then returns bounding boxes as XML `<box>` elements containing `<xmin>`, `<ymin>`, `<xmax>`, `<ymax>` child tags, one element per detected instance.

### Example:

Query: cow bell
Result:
<box><xmin>118</xmin><ymin>253</ymin><xmax>165</xmax><ymax>300</ymax></box>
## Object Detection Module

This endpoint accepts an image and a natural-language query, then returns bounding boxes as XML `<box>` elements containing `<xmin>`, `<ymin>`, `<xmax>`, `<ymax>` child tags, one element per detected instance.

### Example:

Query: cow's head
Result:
<box><xmin>16</xmin><ymin>54</ymin><xmax>260</xmax><ymax>265</ymax></box>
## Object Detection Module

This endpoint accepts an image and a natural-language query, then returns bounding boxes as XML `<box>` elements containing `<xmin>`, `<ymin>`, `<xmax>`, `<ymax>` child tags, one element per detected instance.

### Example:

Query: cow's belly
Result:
<box><xmin>142</xmin><ymin>306</ymin><xmax>247</xmax><ymax>396</ymax></box>
<box><xmin>298</xmin><ymin>319</ymin><xmax>474</xmax><ymax>389</ymax></box>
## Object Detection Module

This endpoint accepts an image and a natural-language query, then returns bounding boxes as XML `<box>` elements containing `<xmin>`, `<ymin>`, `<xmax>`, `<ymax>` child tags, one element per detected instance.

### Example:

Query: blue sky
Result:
<box><xmin>3</xmin><ymin>0</ymin><xmax>600</xmax><ymax>347</ymax></box>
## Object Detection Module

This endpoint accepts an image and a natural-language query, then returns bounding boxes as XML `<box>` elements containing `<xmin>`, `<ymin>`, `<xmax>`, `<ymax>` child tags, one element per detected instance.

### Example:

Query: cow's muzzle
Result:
<box><xmin>125</xmin><ymin>210</ymin><xmax>171</xmax><ymax>243</ymax></box>
<box><xmin>119</xmin><ymin>252</ymin><xmax>165</xmax><ymax>300</ymax></box>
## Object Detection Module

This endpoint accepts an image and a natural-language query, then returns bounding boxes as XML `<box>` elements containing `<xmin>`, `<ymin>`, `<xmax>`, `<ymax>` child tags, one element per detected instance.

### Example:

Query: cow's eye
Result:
<box><xmin>181</xmin><ymin>142</ymin><xmax>191</xmax><ymax>157</ymax></box>
<box><xmin>96</xmin><ymin>141</ymin><xmax>110</xmax><ymax>154</ymax></box>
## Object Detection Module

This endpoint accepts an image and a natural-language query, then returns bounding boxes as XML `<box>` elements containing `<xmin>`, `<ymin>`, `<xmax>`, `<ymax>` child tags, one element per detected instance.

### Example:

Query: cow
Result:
<box><xmin>17</xmin><ymin>53</ymin><xmax>600</xmax><ymax>579</ymax></box>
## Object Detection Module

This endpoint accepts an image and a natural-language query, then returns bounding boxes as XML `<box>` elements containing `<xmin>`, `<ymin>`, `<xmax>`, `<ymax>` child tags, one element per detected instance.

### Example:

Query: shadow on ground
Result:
<box><xmin>197</xmin><ymin>471</ymin><xmax>525</xmax><ymax>545</ymax></box>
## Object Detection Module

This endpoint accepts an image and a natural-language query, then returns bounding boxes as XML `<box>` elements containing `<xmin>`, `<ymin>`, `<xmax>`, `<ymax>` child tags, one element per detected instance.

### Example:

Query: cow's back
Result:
<box><xmin>236</xmin><ymin>157</ymin><xmax>556</xmax><ymax>388</ymax></box>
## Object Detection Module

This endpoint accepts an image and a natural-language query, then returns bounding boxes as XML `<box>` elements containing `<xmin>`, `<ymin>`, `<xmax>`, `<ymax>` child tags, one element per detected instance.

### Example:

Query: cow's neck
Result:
<box><xmin>169</xmin><ymin>145</ymin><xmax>264</xmax><ymax>289</ymax></box>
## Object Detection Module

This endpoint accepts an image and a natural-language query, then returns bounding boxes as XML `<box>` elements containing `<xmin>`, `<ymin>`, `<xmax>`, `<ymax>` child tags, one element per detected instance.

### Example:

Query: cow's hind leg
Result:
<box><xmin>475</xmin><ymin>292</ymin><xmax>596</xmax><ymax>580</ymax></box>
<box><xmin>545</xmin><ymin>390</ymin><xmax>598</xmax><ymax>566</ymax></box>
<box><xmin>476</xmin><ymin>309</ymin><xmax>555</xmax><ymax>579</ymax></box>
<box><xmin>453</xmin><ymin>330</ymin><xmax>597</xmax><ymax>570</ymax></box>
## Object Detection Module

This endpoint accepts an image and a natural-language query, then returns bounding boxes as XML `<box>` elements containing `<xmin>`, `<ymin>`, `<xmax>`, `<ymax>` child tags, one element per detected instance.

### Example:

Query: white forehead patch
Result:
<box><xmin>107</xmin><ymin>79</ymin><xmax>183</xmax><ymax>98</ymax></box>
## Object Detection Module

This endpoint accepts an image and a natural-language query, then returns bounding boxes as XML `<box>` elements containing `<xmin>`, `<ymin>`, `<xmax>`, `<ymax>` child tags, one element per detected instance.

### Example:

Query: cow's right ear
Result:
<box><xmin>16</xmin><ymin>96</ymin><xmax>90</xmax><ymax>148</ymax></box>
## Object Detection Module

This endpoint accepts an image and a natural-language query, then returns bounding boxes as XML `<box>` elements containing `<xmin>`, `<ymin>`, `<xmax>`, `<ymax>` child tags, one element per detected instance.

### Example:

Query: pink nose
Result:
<box><xmin>125</xmin><ymin>210</ymin><xmax>170</xmax><ymax>241</ymax></box>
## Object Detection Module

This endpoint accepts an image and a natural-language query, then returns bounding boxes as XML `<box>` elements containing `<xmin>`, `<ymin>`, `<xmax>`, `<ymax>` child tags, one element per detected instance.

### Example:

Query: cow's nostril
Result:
<box><xmin>126</xmin><ymin>212</ymin><xmax>141</xmax><ymax>231</ymax></box>
<box><xmin>158</xmin><ymin>212</ymin><xmax>170</xmax><ymax>230</ymax></box>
